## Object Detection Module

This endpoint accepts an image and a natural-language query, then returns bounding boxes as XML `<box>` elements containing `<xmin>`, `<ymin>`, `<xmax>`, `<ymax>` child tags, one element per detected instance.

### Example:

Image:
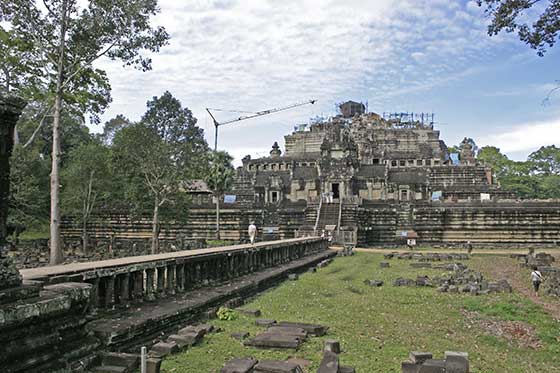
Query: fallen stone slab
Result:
<box><xmin>393</xmin><ymin>278</ymin><xmax>416</xmax><ymax>286</ymax></box>
<box><xmin>380</xmin><ymin>262</ymin><xmax>390</xmax><ymax>268</ymax></box>
<box><xmin>317</xmin><ymin>351</ymin><xmax>338</xmax><ymax>373</ymax></box>
<box><xmin>365</xmin><ymin>279</ymin><xmax>383</xmax><ymax>287</ymax></box>
<box><xmin>149</xmin><ymin>341</ymin><xmax>179</xmax><ymax>358</ymax></box>
<box><xmin>237</xmin><ymin>308</ymin><xmax>262</xmax><ymax>317</ymax></box>
<box><xmin>253</xmin><ymin>360</ymin><xmax>303</xmax><ymax>373</ymax></box>
<box><xmin>256</xmin><ymin>319</ymin><xmax>277</xmax><ymax>327</ymax></box>
<box><xmin>167</xmin><ymin>334</ymin><xmax>197</xmax><ymax>349</ymax></box>
<box><xmin>231</xmin><ymin>332</ymin><xmax>250</xmax><ymax>340</ymax></box>
<box><xmin>266</xmin><ymin>326</ymin><xmax>308</xmax><ymax>339</ymax></box>
<box><xmin>276</xmin><ymin>321</ymin><xmax>327</xmax><ymax>336</ymax></box>
<box><xmin>410</xmin><ymin>352</ymin><xmax>433</xmax><ymax>364</ymax></box>
<box><xmin>308</xmin><ymin>267</ymin><xmax>317</xmax><ymax>273</ymax></box>
<box><xmin>244</xmin><ymin>333</ymin><xmax>302</xmax><ymax>349</ymax></box>
<box><xmin>288</xmin><ymin>274</ymin><xmax>299</xmax><ymax>281</ymax></box>
<box><xmin>221</xmin><ymin>357</ymin><xmax>258</xmax><ymax>373</ymax></box>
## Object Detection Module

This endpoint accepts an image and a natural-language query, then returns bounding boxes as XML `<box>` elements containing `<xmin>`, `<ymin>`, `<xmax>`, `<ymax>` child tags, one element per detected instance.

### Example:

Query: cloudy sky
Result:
<box><xmin>95</xmin><ymin>0</ymin><xmax>560</xmax><ymax>165</ymax></box>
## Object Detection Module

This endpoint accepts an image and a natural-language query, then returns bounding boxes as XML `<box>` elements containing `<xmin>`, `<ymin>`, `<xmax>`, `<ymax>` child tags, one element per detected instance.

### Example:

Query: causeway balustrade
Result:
<box><xmin>21</xmin><ymin>237</ymin><xmax>327</xmax><ymax>310</ymax></box>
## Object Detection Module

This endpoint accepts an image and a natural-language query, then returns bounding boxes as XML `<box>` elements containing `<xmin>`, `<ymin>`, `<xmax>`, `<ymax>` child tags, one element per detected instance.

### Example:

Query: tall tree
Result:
<box><xmin>205</xmin><ymin>151</ymin><xmax>235</xmax><ymax>239</ymax></box>
<box><xmin>61</xmin><ymin>142</ymin><xmax>110</xmax><ymax>254</ymax></box>
<box><xmin>0</xmin><ymin>0</ymin><xmax>169</xmax><ymax>264</ymax></box>
<box><xmin>527</xmin><ymin>145</ymin><xmax>560</xmax><ymax>175</ymax></box>
<box><xmin>112</xmin><ymin>92</ymin><xmax>209</xmax><ymax>254</ymax></box>
<box><xmin>477</xmin><ymin>0</ymin><xmax>560</xmax><ymax>56</ymax></box>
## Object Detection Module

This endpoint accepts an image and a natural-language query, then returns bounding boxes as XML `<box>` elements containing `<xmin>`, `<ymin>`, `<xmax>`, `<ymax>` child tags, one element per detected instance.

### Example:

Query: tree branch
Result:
<box><xmin>23</xmin><ymin>104</ymin><xmax>54</xmax><ymax>149</ymax></box>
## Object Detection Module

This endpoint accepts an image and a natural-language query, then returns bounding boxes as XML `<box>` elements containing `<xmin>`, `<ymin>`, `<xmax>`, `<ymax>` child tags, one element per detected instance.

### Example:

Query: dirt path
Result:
<box><xmin>475</xmin><ymin>255</ymin><xmax>560</xmax><ymax>320</ymax></box>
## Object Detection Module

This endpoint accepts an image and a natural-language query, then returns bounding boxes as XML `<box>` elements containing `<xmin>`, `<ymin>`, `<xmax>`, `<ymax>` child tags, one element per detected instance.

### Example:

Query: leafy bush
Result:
<box><xmin>216</xmin><ymin>307</ymin><xmax>237</xmax><ymax>321</ymax></box>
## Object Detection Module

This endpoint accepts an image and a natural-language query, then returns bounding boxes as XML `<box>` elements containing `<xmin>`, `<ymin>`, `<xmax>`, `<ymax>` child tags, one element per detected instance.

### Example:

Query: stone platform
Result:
<box><xmin>87</xmin><ymin>249</ymin><xmax>336</xmax><ymax>351</ymax></box>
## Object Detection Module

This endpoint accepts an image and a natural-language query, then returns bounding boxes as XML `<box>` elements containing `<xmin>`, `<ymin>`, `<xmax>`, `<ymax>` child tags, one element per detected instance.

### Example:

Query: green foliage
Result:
<box><xmin>8</xmin><ymin>145</ymin><xmax>50</xmax><ymax>230</ymax></box>
<box><xmin>477</xmin><ymin>145</ymin><xmax>560</xmax><ymax>199</ymax></box>
<box><xmin>216</xmin><ymin>307</ymin><xmax>237</xmax><ymax>321</ymax></box>
<box><xmin>61</xmin><ymin>142</ymin><xmax>111</xmax><ymax>219</ymax></box>
<box><xmin>477</xmin><ymin>0</ymin><xmax>560</xmax><ymax>56</ymax></box>
<box><xmin>205</xmin><ymin>151</ymin><xmax>235</xmax><ymax>195</ymax></box>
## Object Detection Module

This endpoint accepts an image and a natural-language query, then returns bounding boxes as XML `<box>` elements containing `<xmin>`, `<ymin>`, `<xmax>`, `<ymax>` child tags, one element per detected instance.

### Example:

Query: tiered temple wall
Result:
<box><xmin>60</xmin><ymin>201</ymin><xmax>560</xmax><ymax>249</ymax></box>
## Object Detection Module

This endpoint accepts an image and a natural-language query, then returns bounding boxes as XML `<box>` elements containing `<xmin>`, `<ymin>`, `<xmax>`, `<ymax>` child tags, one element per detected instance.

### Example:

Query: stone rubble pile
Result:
<box><xmin>402</xmin><ymin>351</ymin><xmax>469</xmax><ymax>373</ymax></box>
<box><xmin>337</xmin><ymin>246</ymin><xmax>355</xmax><ymax>257</ymax></box>
<box><xmin>390</xmin><ymin>266</ymin><xmax>512</xmax><ymax>296</ymax></box>
<box><xmin>384</xmin><ymin>252</ymin><xmax>470</xmax><ymax>261</ymax></box>
<box><xmin>222</xmin><ymin>338</ymin><xmax>355</xmax><ymax>373</ymax></box>
<box><xmin>515</xmin><ymin>252</ymin><xmax>555</xmax><ymax>268</ymax></box>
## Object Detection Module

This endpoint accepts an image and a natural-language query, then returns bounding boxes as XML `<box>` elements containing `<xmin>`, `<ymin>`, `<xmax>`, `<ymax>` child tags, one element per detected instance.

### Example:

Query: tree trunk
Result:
<box><xmin>49</xmin><ymin>0</ymin><xmax>69</xmax><ymax>265</ymax></box>
<box><xmin>81</xmin><ymin>219</ymin><xmax>88</xmax><ymax>255</ymax></box>
<box><xmin>215</xmin><ymin>193</ymin><xmax>220</xmax><ymax>240</ymax></box>
<box><xmin>151</xmin><ymin>196</ymin><xmax>160</xmax><ymax>254</ymax></box>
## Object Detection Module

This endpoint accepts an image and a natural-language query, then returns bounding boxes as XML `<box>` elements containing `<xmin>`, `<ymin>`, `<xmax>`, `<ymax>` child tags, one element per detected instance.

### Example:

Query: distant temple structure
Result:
<box><xmin>61</xmin><ymin>101</ymin><xmax>560</xmax><ymax>248</ymax></box>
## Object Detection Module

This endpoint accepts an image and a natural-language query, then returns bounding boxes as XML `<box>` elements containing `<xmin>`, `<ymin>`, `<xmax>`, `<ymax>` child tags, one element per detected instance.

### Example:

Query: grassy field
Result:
<box><xmin>162</xmin><ymin>252</ymin><xmax>560</xmax><ymax>372</ymax></box>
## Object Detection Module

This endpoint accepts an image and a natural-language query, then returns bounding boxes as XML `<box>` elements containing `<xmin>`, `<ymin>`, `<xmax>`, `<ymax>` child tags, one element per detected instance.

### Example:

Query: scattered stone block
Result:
<box><xmin>231</xmin><ymin>332</ymin><xmax>250</xmax><ymax>340</ymax></box>
<box><xmin>149</xmin><ymin>341</ymin><xmax>179</xmax><ymax>358</ymax></box>
<box><xmin>255</xmin><ymin>319</ymin><xmax>277</xmax><ymax>327</ymax></box>
<box><xmin>380</xmin><ymin>262</ymin><xmax>390</xmax><ymax>268</ymax></box>
<box><xmin>393</xmin><ymin>278</ymin><xmax>416</xmax><ymax>286</ymax></box>
<box><xmin>266</xmin><ymin>326</ymin><xmax>308</xmax><ymax>339</ymax></box>
<box><xmin>244</xmin><ymin>333</ymin><xmax>302</xmax><ymax>349</ymax></box>
<box><xmin>238</xmin><ymin>308</ymin><xmax>262</xmax><ymax>317</ymax></box>
<box><xmin>444</xmin><ymin>351</ymin><xmax>469</xmax><ymax>373</ymax></box>
<box><xmin>317</xmin><ymin>351</ymin><xmax>339</xmax><ymax>373</ymax></box>
<box><xmin>418</xmin><ymin>359</ymin><xmax>445</xmax><ymax>373</ymax></box>
<box><xmin>253</xmin><ymin>360</ymin><xmax>303</xmax><ymax>373</ymax></box>
<box><xmin>401</xmin><ymin>360</ymin><xmax>418</xmax><ymax>373</ymax></box>
<box><xmin>276</xmin><ymin>321</ymin><xmax>327</xmax><ymax>336</ymax></box>
<box><xmin>338</xmin><ymin>366</ymin><xmax>356</xmax><ymax>373</ymax></box>
<box><xmin>308</xmin><ymin>267</ymin><xmax>317</xmax><ymax>273</ymax></box>
<box><xmin>146</xmin><ymin>357</ymin><xmax>162</xmax><ymax>373</ymax></box>
<box><xmin>410</xmin><ymin>352</ymin><xmax>433</xmax><ymax>364</ymax></box>
<box><xmin>365</xmin><ymin>279</ymin><xmax>384</xmax><ymax>287</ymax></box>
<box><xmin>221</xmin><ymin>357</ymin><xmax>258</xmax><ymax>373</ymax></box>
<box><xmin>167</xmin><ymin>334</ymin><xmax>195</xmax><ymax>349</ymax></box>
<box><xmin>324</xmin><ymin>339</ymin><xmax>341</xmax><ymax>354</ymax></box>
<box><xmin>288</xmin><ymin>273</ymin><xmax>299</xmax><ymax>281</ymax></box>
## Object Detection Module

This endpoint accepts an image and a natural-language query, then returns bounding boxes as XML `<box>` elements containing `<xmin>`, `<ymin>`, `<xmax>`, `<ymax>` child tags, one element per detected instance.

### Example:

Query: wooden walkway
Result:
<box><xmin>21</xmin><ymin>237</ymin><xmax>319</xmax><ymax>280</ymax></box>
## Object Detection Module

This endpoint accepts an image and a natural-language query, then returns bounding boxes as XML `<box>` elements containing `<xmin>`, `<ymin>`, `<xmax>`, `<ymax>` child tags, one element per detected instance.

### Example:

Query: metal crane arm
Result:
<box><xmin>207</xmin><ymin>99</ymin><xmax>316</xmax><ymax>127</ymax></box>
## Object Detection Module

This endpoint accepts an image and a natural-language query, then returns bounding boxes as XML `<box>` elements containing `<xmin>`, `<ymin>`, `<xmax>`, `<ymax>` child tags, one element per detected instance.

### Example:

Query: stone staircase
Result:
<box><xmin>316</xmin><ymin>202</ymin><xmax>340</xmax><ymax>231</ymax></box>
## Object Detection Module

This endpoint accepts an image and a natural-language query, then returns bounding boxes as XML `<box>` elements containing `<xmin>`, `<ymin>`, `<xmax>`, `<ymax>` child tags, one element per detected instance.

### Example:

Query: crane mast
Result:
<box><xmin>205</xmin><ymin>99</ymin><xmax>316</xmax><ymax>241</ymax></box>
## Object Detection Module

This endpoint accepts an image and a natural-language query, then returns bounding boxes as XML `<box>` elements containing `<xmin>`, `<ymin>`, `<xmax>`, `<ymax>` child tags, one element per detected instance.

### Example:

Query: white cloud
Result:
<box><xmin>479</xmin><ymin>117</ymin><xmax>560</xmax><ymax>158</ymax></box>
<box><xmin>93</xmin><ymin>0</ymin><xmax>521</xmax><ymax>164</ymax></box>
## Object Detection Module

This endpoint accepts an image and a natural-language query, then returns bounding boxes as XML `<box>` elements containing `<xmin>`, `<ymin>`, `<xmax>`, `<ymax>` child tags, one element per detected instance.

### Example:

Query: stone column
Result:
<box><xmin>132</xmin><ymin>270</ymin><xmax>144</xmax><ymax>300</ymax></box>
<box><xmin>176</xmin><ymin>263</ymin><xmax>185</xmax><ymax>292</ymax></box>
<box><xmin>166</xmin><ymin>264</ymin><xmax>176</xmax><ymax>295</ymax></box>
<box><xmin>88</xmin><ymin>277</ymin><xmax>100</xmax><ymax>312</ymax></box>
<box><xmin>0</xmin><ymin>96</ymin><xmax>26</xmax><ymax>291</ymax></box>
<box><xmin>145</xmin><ymin>268</ymin><xmax>156</xmax><ymax>301</ymax></box>
<box><xmin>105</xmin><ymin>275</ymin><xmax>116</xmax><ymax>309</ymax></box>
<box><xmin>119</xmin><ymin>273</ymin><xmax>131</xmax><ymax>304</ymax></box>
<box><xmin>156</xmin><ymin>266</ymin><xmax>165</xmax><ymax>296</ymax></box>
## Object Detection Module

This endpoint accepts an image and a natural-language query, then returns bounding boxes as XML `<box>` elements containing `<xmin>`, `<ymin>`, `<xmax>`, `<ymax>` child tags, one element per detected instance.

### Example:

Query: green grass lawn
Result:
<box><xmin>162</xmin><ymin>252</ymin><xmax>560</xmax><ymax>372</ymax></box>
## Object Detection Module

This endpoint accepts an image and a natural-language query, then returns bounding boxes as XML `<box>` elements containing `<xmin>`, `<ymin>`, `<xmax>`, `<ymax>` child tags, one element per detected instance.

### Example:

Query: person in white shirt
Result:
<box><xmin>248</xmin><ymin>222</ymin><xmax>257</xmax><ymax>245</ymax></box>
<box><xmin>531</xmin><ymin>266</ymin><xmax>544</xmax><ymax>296</ymax></box>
